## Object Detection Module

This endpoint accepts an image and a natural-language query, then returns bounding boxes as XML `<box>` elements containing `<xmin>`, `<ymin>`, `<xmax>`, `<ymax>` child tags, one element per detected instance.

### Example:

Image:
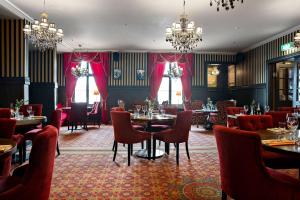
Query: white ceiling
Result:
<box><xmin>3</xmin><ymin>0</ymin><xmax>300</xmax><ymax>53</ymax></box>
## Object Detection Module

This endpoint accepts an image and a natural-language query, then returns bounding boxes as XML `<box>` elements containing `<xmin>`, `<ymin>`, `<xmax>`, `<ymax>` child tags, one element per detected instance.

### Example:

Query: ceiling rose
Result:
<box><xmin>210</xmin><ymin>0</ymin><xmax>244</xmax><ymax>11</ymax></box>
<box><xmin>165</xmin><ymin>0</ymin><xmax>202</xmax><ymax>53</ymax></box>
<box><xmin>23</xmin><ymin>0</ymin><xmax>63</xmax><ymax>51</ymax></box>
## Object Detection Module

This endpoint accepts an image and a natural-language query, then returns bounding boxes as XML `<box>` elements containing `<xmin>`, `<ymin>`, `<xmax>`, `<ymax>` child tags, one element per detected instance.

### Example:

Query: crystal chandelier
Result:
<box><xmin>166</xmin><ymin>0</ymin><xmax>202</xmax><ymax>53</ymax></box>
<box><xmin>168</xmin><ymin>63</ymin><xmax>183</xmax><ymax>78</ymax></box>
<box><xmin>23</xmin><ymin>0</ymin><xmax>63</xmax><ymax>51</ymax></box>
<box><xmin>294</xmin><ymin>31</ymin><xmax>300</xmax><ymax>48</ymax></box>
<box><xmin>71</xmin><ymin>64</ymin><xmax>88</xmax><ymax>78</ymax></box>
<box><xmin>210</xmin><ymin>0</ymin><xmax>244</xmax><ymax>11</ymax></box>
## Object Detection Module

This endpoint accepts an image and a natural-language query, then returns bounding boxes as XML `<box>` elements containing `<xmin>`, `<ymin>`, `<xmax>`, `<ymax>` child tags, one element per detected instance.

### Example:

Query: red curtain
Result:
<box><xmin>148</xmin><ymin>53</ymin><xmax>193</xmax><ymax>101</ymax></box>
<box><xmin>64</xmin><ymin>52</ymin><xmax>110</xmax><ymax>124</ymax></box>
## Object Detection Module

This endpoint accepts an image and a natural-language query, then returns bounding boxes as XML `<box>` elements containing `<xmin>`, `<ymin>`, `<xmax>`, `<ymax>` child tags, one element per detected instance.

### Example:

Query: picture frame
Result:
<box><xmin>136</xmin><ymin>69</ymin><xmax>145</xmax><ymax>80</ymax></box>
<box><xmin>113</xmin><ymin>69</ymin><xmax>122</xmax><ymax>80</ymax></box>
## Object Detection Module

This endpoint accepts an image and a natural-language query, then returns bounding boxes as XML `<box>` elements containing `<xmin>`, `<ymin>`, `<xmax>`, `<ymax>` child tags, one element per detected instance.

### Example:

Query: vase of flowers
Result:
<box><xmin>14</xmin><ymin>99</ymin><xmax>24</xmax><ymax>118</ymax></box>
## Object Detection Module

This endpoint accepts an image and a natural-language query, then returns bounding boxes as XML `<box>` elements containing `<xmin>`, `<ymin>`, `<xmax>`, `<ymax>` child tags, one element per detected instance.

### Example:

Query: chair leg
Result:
<box><xmin>130</xmin><ymin>144</ymin><xmax>133</xmax><ymax>155</ymax></box>
<box><xmin>113</xmin><ymin>142</ymin><xmax>118</xmax><ymax>162</ymax></box>
<box><xmin>22</xmin><ymin>141</ymin><xmax>26</xmax><ymax>161</ymax></box>
<box><xmin>153</xmin><ymin>139</ymin><xmax>156</xmax><ymax>160</ymax></box>
<box><xmin>127</xmin><ymin>144</ymin><xmax>131</xmax><ymax>166</ymax></box>
<box><xmin>222</xmin><ymin>190</ymin><xmax>227</xmax><ymax>200</ymax></box>
<box><xmin>176</xmin><ymin>143</ymin><xmax>179</xmax><ymax>165</ymax></box>
<box><xmin>18</xmin><ymin>145</ymin><xmax>23</xmax><ymax>164</ymax></box>
<box><xmin>141</xmin><ymin>141</ymin><xmax>144</xmax><ymax>149</ymax></box>
<box><xmin>56</xmin><ymin>142</ymin><xmax>60</xmax><ymax>156</ymax></box>
<box><xmin>185</xmin><ymin>142</ymin><xmax>190</xmax><ymax>160</ymax></box>
<box><xmin>147</xmin><ymin>139</ymin><xmax>151</xmax><ymax>160</ymax></box>
<box><xmin>165</xmin><ymin>142</ymin><xmax>170</xmax><ymax>155</ymax></box>
<box><xmin>112</xmin><ymin>141</ymin><xmax>116</xmax><ymax>151</ymax></box>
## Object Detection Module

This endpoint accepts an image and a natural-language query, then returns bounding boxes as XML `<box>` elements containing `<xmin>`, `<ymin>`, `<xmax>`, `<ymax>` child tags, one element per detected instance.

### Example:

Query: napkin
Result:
<box><xmin>0</xmin><ymin>145</ymin><xmax>12</xmax><ymax>152</ymax></box>
<box><xmin>262</xmin><ymin>139</ymin><xmax>295</xmax><ymax>146</ymax></box>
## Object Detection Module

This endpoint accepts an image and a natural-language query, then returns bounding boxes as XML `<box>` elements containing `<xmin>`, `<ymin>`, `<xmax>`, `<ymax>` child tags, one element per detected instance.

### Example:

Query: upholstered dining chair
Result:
<box><xmin>237</xmin><ymin>115</ymin><xmax>300</xmax><ymax>177</ymax></box>
<box><xmin>68</xmin><ymin>103</ymin><xmax>88</xmax><ymax>132</ymax></box>
<box><xmin>226</xmin><ymin>107</ymin><xmax>244</xmax><ymax>128</ymax></box>
<box><xmin>278</xmin><ymin>107</ymin><xmax>299</xmax><ymax>113</ymax></box>
<box><xmin>0</xmin><ymin>118</ymin><xmax>24</xmax><ymax>165</ymax></box>
<box><xmin>214</xmin><ymin>125</ymin><xmax>300</xmax><ymax>200</ymax></box>
<box><xmin>24</xmin><ymin>109</ymin><xmax>62</xmax><ymax>157</ymax></box>
<box><xmin>19</xmin><ymin>104</ymin><xmax>43</xmax><ymax>117</ymax></box>
<box><xmin>110</xmin><ymin>111</ymin><xmax>151</xmax><ymax>166</ymax></box>
<box><xmin>153</xmin><ymin>111</ymin><xmax>193</xmax><ymax>165</ymax></box>
<box><xmin>265</xmin><ymin>111</ymin><xmax>290</xmax><ymax>127</ymax></box>
<box><xmin>0</xmin><ymin>108</ymin><xmax>11</xmax><ymax>118</ymax></box>
<box><xmin>210</xmin><ymin>100</ymin><xmax>236</xmax><ymax>125</ymax></box>
<box><xmin>0</xmin><ymin>125</ymin><xmax>58</xmax><ymax>200</ymax></box>
<box><xmin>87</xmin><ymin>101</ymin><xmax>101</xmax><ymax>127</ymax></box>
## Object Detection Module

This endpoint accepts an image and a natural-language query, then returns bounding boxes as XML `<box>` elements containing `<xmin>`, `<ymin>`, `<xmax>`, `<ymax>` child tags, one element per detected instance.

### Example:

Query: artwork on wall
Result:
<box><xmin>113</xmin><ymin>69</ymin><xmax>122</xmax><ymax>80</ymax></box>
<box><xmin>136</xmin><ymin>69</ymin><xmax>145</xmax><ymax>80</ymax></box>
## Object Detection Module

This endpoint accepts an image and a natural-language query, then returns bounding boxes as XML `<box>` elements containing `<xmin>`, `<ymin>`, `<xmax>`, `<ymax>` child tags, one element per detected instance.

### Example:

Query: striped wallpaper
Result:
<box><xmin>0</xmin><ymin>19</ymin><xmax>26</xmax><ymax>78</ymax></box>
<box><xmin>193</xmin><ymin>53</ymin><xmax>236</xmax><ymax>86</ymax></box>
<box><xmin>236</xmin><ymin>31</ymin><xmax>300</xmax><ymax>86</ymax></box>
<box><xmin>109</xmin><ymin>52</ymin><xmax>148</xmax><ymax>86</ymax></box>
<box><xmin>29</xmin><ymin>50</ymin><xmax>55</xmax><ymax>83</ymax></box>
<box><xmin>57</xmin><ymin>53</ymin><xmax>65</xmax><ymax>86</ymax></box>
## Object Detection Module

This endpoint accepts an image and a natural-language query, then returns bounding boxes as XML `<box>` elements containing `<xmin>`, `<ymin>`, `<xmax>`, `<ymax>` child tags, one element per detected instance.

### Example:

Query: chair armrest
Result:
<box><xmin>12</xmin><ymin>163</ymin><xmax>29</xmax><ymax>177</ymax></box>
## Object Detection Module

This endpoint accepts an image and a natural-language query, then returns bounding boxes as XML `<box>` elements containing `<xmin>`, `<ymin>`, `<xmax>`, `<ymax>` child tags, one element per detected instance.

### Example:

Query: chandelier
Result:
<box><xmin>210</xmin><ymin>0</ymin><xmax>244</xmax><ymax>11</ymax></box>
<box><xmin>166</xmin><ymin>0</ymin><xmax>202</xmax><ymax>53</ymax></box>
<box><xmin>294</xmin><ymin>31</ymin><xmax>300</xmax><ymax>48</ymax></box>
<box><xmin>168</xmin><ymin>63</ymin><xmax>183</xmax><ymax>78</ymax></box>
<box><xmin>23</xmin><ymin>0</ymin><xmax>63</xmax><ymax>51</ymax></box>
<box><xmin>71</xmin><ymin>64</ymin><xmax>88</xmax><ymax>78</ymax></box>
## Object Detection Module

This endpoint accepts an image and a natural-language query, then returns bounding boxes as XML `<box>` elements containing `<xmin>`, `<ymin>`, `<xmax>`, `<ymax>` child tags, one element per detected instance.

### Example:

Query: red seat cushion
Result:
<box><xmin>0</xmin><ymin>176</ymin><xmax>21</xmax><ymax>193</ymax></box>
<box><xmin>151</xmin><ymin>124</ymin><xmax>170</xmax><ymax>132</ymax></box>
<box><xmin>11</xmin><ymin>134</ymin><xmax>24</xmax><ymax>145</ymax></box>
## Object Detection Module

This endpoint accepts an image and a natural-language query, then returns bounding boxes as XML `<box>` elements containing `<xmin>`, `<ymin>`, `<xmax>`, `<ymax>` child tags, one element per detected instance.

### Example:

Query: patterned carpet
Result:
<box><xmin>48</xmin><ymin>125</ymin><xmax>297</xmax><ymax>200</ymax></box>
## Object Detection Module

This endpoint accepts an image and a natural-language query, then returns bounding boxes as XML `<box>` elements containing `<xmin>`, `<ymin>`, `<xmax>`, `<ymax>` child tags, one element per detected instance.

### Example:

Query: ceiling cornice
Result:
<box><xmin>242</xmin><ymin>24</ymin><xmax>300</xmax><ymax>53</ymax></box>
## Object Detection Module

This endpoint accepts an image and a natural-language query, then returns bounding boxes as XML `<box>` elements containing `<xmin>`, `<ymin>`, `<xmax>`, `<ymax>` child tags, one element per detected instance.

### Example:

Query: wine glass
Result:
<box><xmin>10</xmin><ymin>103</ymin><xmax>15</xmax><ymax>118</ymax></box>
<box><xmin>27</xmin><ymin>106</ymin><xmax>32</xmax><ymax>118</ymax></box>
<box><xmin>142</xmin><ymin>105</ymin><xmax>146</xmax><ymax>116</ymax></box>
<box><xmin>135</xmin><ymin>104</ymin><xmax>141</xmax><ymax>115</ymax></box>
<box><xmin>264</xmin><ymin>105</ymin><xmax>270</xmax><ymax>113</ymax></box>
<box><xmin>286</xmin><ymin>116</ymin><xmax>299</xmax><ymax>140</ymax></box>
<box><xmin>243</xmin><ymin>105</ymin><xmax>249</xmax><ymax>114</ymax></box>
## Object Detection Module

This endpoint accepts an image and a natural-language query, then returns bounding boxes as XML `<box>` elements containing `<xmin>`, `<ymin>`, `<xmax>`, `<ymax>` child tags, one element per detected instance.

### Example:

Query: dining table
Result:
<box><xmin>0</xmin><ymin>138</ymin><xmax>17</xmax><ymax>160</ymax></box>
<box><xmin>193</xmin><ymin>109</ymin><xmax>218</xmax><ymax>130</ymax></box>
<box><xmin>131</xmin><ymin>113</ymin><xmax>177</xmax><ymax>158</ymax></box>
<box><xmin>14</xmin><ymin>116</ymin><xmax>47</xmax><ymax>126</ymax></box>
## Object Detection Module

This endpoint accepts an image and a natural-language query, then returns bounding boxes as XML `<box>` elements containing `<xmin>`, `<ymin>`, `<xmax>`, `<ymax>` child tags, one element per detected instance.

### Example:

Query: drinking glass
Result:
<box><xmin>243</xmin><ymin>105</ymin><xmax>249</xmax><ymax>114</ymax></box>
<box><xmin>135</xmin><ymin>105</ymin><xmax>141</xmax><ymax>115</ymax></box>
<box><xmin>10</xmin><ymin>103</ymin><xmax>15</xmax><ymax>118</ymax></box>
<box><xmin>287</xmin><ymin>116</ymin><xmax>299</xmax><ymax>140</ymax></box>
<box><xmin>264</xmin><ymin>105</ymin><xmax>270</xmax><ymax>113</ymax></box>
<box><xmin>142</xmin><ymin>105</ymin><xmax>146</xmax><ymax>116</ymax></box>
<box><xmin>161</xmin><ymin>109</ymin><xmax>165</xmax><ymax>117</ymax></box>
<box><xmin>27</xmin><ymin>106</ymin><xmax>32</xmax><ymax>118</ymax></box>
<box><xmin>18</xmin><ymin>112</ymin><xmax>24</xmax><ymax>120</ymax></box>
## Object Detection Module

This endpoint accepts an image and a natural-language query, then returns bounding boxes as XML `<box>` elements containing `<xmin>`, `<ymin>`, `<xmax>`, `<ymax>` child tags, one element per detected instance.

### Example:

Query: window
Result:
<box><xmin>74</xmin><ymin>61</ymin><xmax>100</xmax><ymax>104</ymax></box>
<box><xmin>157</xmin><ymin>62</ymin><xmax>183</xmax><ymax>105</ymax></box>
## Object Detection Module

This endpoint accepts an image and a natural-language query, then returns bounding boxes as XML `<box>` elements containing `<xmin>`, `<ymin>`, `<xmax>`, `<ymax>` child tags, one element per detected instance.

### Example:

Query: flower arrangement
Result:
<box><xmin>168</xmin><ymin>63</ymin><xmax>183</xmax><ymax>78</ymax></box>
<box><xmin>145</xmin><ymin>98</ymin><xmax>155</xmax><ymax>110</ymax></box>
<box><xmin>71</xmin><ymin>65</ymin><xmax>88</xmax><ymax>78</ymax></box>
<box><xmin>15</xmin><ymin>99</ymin><xmax>24</xmax><ymax>109</ymax></box>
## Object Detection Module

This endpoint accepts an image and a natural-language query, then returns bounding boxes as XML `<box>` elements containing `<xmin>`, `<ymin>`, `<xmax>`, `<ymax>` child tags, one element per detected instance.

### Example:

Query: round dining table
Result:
<box><xmin>0</xmin><ymin>138</ymin><xmax>17</xmax><ymax>160</ymax></box>
<box><xmin>14</xmin><ymin>116</ymin><xmax>47</xmax><ymax>126</ymax></box>
<box><xmin>131</xmin><ymin>113</ymin><xmax>177</xmax><ymax>158</ymax></box>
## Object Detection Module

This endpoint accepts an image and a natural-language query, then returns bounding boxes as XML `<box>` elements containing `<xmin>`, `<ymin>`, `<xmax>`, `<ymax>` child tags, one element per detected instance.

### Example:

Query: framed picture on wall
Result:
<box><xmin>136</xmin><ymin>69</ymin><xmax>145</xmax><ymax>80</ymax></box>
<box><xmin>113</xmin><ymin>69</ymin><xmax>122</xmax><ymax>80</ymax></box>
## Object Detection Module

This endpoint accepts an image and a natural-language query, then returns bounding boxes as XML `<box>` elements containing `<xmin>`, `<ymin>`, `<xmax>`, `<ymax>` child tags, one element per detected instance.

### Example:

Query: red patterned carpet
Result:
<box><xmin>48</xmin><ymin>125</ymin><xmax>298</xmax><ymax>200</ymax></box>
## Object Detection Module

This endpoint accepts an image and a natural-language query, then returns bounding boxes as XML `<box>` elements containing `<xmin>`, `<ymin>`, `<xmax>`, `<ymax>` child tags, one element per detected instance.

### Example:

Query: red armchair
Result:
<box><xmin>210</xmin><ymin>100</ymin><xmax>236</xmax><ymax>125</ymax></box>
<box><xmin>153</xmin><ymin>111</ymin><xmax>193</xmax><ymax>165</ymax></box>
<box><xmin>237</xmin><ymin>115</ymin><xmax>273</xmax><ymax>131</ymax></box>
<box><xmin>226</xmin><ymin>107</ymin><xmax>244</xmax><ymax>128</ymax></box>
<box><xmin>184</xmin><ymin>100</ymin><xmax>206</xmax><ymax>127</ymax></box>
<box><xmin>0</xmin><ymin>108</ymin><xmax>11</xmax><ymax>118</ymax></box>
<box><xmin>87</xmin><ymin>102</ymin><xmax>101</xmax><ymax>127</ymax></box>
<box><xmin>265</xmin><ymin>111</ymin><xmax>289</xmax><ymax>127</ymax></box>
<box><xmin>214</xmin><ymin>125</ymin><xmax>300</xmax><ymax>200</ymax></box>
<box><xmin>111</xmin><ymin>107</ymin><xmax>125</xmax><ymax>111</ymax></box>
<box><xmin>68</xmin><ymin>103</ymin><xmax>88</xmax><ymax>132</ymax></box>
<box><xmin>110</xmin><ymin>111</ymin><xmax>151</xmax><ymax>166</ymax></box>
<box><xmin>278</xmin><ymin>107</ymin><xmax>299</xmax><ymax>113</ymax></box>
<box><xmin>19</xmin><ymin>104</ymin><xmax>43</xmax><ymax>117</ymax></box>
<box><xmin>0</xmin><ymin>118</ymin><xmax>24</xmax><ymax>165</ymax></box>
<box><xmin>0</xmin><ymin>125</ymin><xmax>58</xmax><ymax>200</ymax></box>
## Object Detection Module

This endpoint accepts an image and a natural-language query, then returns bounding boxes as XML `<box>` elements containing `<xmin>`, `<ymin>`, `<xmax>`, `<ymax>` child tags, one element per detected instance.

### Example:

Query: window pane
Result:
<box><xmin>163</xmin><ymin>62</ymin><xmax>170</xmax><ymax>75</ymax></box>
<box><xmin>88</xmin><ymin>77</ymin><xmax>100</xmax><ymax>104</ymax></box>
<box><xmin>74</xmin><ymin>77</ymin><xmax>87</xmax><ymax>103</ymax></box>
<box><xmin>171</xmin><ymin>79</ymin><xmax>182</xmax><ymax>104</ymax></box>
<box><xmin>157</xmin><ymin>77</ymin><xmax>169</xmax><ymax>104</ymax></box>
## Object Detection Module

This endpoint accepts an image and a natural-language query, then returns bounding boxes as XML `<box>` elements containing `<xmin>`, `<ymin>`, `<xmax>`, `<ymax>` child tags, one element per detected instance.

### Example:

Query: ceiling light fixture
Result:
<box><xmin>210</xmin><ymin>0</ymin><xmax>244</xmax><ymax>11</ymax></box>
<box><xmin>166</xmin><ymin>0</ymin><xmax>202</xmax><ymax>53</ymax></box>
<box><xmin>23</xmin><ymin>0</ymin><xmax>63</xmax><ymax>51</ymax></box>
<box><xmin>294</xmin><ymin>31</ymin><xmax>300</xmax><ymax>48</ymax></box>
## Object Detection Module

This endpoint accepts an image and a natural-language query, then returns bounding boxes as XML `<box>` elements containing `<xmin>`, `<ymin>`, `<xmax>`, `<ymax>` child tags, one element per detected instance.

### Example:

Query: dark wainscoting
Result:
<box><xmin>229</xmin><ymin>84</ymin><xmax>267</xmax><ymax>106</ymax></box>
<box><xmin>29</xmin><ymin>83</ymin><xmax>57</xmax><ymax>119</ymax></box>
<box><xmin>0</xmin><ymin>77</ymin><xmax>29</xmax><ymax>107</ymax></box>
<box><xmin>107</xmin><ymin>86</ymin><xmax>150</xmax><ymax>111</ymax></box>
<box><xmin>57</xmin><ymin>86</ymin><xmax>66</xmax><ymax>106</ymax></box>
<box><xmin>191</xmin><ymin>86</ymin><xmax>229</xmax><ymax>103</ymax></box>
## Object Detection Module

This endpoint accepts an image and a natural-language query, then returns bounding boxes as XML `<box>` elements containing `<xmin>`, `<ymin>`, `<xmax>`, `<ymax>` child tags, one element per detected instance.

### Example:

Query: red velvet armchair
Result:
<box><xmin>0</xmin><ymin>108</ymin><xmax>11</xmax><ymax>118</ymax></box>
<box><xmin>87</xmin><ymin>101</ymin><xmax>101</xmax><ymax>127</ymax></box>
<box><xmin>278</xmin><ymin>107</ymin><xmax>299</xmax><ymax>113</ymax></box>
<box><xmin>226</xmin><ymin>107</ymin><xmax>244</xmax><ymax>128</ymax></box>
<box><xmin>210</xmin><ymin>100</ymin><xmax>236</xmax><ymax>125</ymax></box>
<box><xmin>110</xmin><ymin>111</ymin><xmax>151</xmax><ymax>166</ymax></box>
<box><xmin>214</xmin><ymin>125</ymin><xmax>300</xmax><ymax>200</ymax></box>
<box><xmin>68</xmin><ymin>103</ymin><xmax>88</xmax><ymax>132</ymax></box>
<box><xmin>0</xmin><ymin>125</ymin><xmax>58</xmax><ymax>200</ymax></box>
<box><xmin>265</xmin><ymin>111</ymin><xmax>289</xmax><ymax>127</ymax></box>
<box><xmin>237</xmin><ymin>115</ymin><xmax>273</xmax><ymax>131</ymax></box>
<box><xmin>153</xmin><ymin>111</ymin><xmax>193</xmax><ymax>165</ymax></box>
<box><xmin>184</xmin><ymin>100</ymin><xmax>206</xmax><ymax>127</ymax></box>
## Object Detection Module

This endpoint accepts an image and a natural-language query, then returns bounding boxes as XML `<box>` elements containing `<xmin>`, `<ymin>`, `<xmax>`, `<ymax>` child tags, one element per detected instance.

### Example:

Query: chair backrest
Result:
<box><xmin>110</xmin><ymin>111</ymin><xmax>137</xmax><ymax>143</ymax></box>
<box><xmin>213</xmin><ymin>125</ymin><xmax>270</xmax><ymax>199</ymax></box>
<box><xmin>21</xmin><ymin>125</ymin><xmax>58</xmax><ymax>200</ymax></box>
<box><xmin>164</xmin><ymin>107</ymin><xmax>178</xmax><ymax>115</ymax></box>
<box><xmin>50</xmin><ymin>109</ymin><xmax>62</xmax><ymax>133</ymax></box>
<box><xmin>265</xmin><ymin>111</ymin><xmax>289</xmax><ymax>127</ymax></box>
<box><xmin>173</xmin><ymin>111</ymin><xmax>193</xmax><ymax>142</ymax></box>
<box><xmin>278</xmin><ymin>107</ymin><xmax>299</xmax><ymax>113</ymax></box>
<box><xmin>216</xmin><ymin>100</ymin><xmax>236</xmax><ymax>124</ymax></box>
<box><xmin>20</xmin><ymin>104</ymin><xmax>43</xmax><ymax>116</ymax></box>
<box><xmin>184</xmin><ymin>100</ymin><xmax>203</xmax><ymax>111</ymax></box>
<box><xmin>162</xmin><ymin>101</ymin><xmax>169</xmax><ymax>107</ymax></box>
<box><xmin>237</xmin><ymin>115</ymin><xmax>273</xmax><ymax>131</ymax></box>
<box><xmin>0</xmin><ymin>108</ymin><xmax>11</xmax><ymax>118</ymax></box>
<box><xmin>90</xmin><ymin>102</ymin><xmax>100</xmax><ymax>114</ymax></box>
<box><xmin>56</xmin><ymin>103</ymin><xmax>63</xmax><ymax>109</ymax></box>
<box><xmin>226</xmin><ymin>107</ymin><xmax>244</xmax><ymax>127</ymax></box>
<box><xmin>69</xmin><ymin>103</ymin><xmax>87</xmax><ymax>122</ymax></box>
<box><xmin>111</xmin><ymin>107</ymin><xmax>125</xmax><ymax>111</ymax></box>
<box><xmin>0</xmin><ymin>118</ymin><xmax>16</xmax><ymax>139</ymax></box>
